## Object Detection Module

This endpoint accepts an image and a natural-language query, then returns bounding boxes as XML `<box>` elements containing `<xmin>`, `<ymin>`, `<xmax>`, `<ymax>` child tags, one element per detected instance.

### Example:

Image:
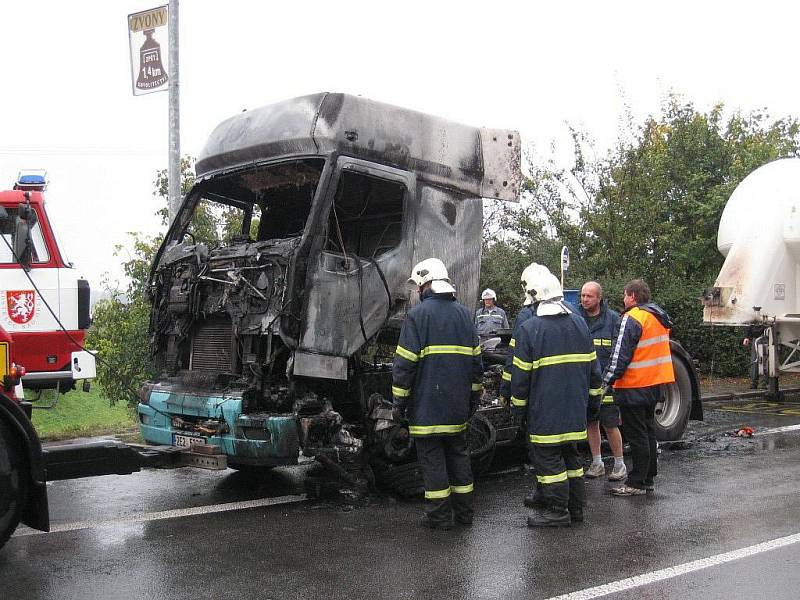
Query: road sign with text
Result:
<box><xmin>128</xmin><ymin>5</ymin><xmax>169</xmax><ymax>95</ymax></box>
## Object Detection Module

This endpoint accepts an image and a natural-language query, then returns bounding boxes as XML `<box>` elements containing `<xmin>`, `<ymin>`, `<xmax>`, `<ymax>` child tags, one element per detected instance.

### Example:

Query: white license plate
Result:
<box><xmin>173</xmin><ymin>433</ymin><xmax>207</xmax><ymax>448</ymax></box>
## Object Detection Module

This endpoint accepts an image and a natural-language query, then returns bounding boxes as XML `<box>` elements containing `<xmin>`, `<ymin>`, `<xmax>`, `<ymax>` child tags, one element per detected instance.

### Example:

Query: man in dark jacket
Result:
<box><xmin>602</xmin><ymin>279</ymin><xmax>675</xmax><ymax>497</ymax></box>
<box><xmin>578</xmin><ymin>281</ymin><xmax>625</xmax><ymax>481</ymax></box>
<box><xmin>499</xmin><ymin>293</ymin><xmax>536</xmax><ymax>401</ymax></box>
<box><xmin>510</xmin><ymin>263</ymin><xmax>603</xmax><ymax>527</ymax></box>
<box><xmin>392</xmin><ymin>258</ymin><xmax>484</xmax><ymax>529</ymax></box>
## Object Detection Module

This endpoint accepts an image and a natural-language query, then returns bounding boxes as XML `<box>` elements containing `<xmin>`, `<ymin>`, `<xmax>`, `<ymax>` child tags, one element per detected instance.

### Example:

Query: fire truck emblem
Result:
<box><xmin>6</xmin><ymin>290</ymin><xmax>36</xmax><ymax>325</ymax></box>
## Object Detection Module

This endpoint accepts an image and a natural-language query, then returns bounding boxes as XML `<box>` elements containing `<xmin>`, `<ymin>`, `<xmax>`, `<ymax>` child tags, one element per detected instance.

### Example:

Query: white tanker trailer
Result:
<box><xmin>702</xmin><ymin>158</ymin><xmax>800</xmax><ymax>398</ymax></box>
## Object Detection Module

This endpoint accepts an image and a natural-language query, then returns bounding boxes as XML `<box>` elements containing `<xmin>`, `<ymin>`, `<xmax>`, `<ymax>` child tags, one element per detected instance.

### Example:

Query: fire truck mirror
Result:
<box><xmin>13</xmin><ymin>216</ymin><xmax>33</xmax><ymax>270</ymax></box>
<box><xmin>18</xmin><ymin>202</ymin><xmax>37</xmax><ymax>226</ymax></box>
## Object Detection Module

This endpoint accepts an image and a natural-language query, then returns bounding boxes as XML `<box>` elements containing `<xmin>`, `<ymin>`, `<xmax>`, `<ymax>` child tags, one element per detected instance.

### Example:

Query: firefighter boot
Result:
<box><xmin>527</xmin><ymin>507</ymin><xmax>570</xmax><ymax>528</ymax></box>
<box><xmin>523</xmin><ymin>492</ymin><xmax>547</xmax><ymax>510</ymax></box>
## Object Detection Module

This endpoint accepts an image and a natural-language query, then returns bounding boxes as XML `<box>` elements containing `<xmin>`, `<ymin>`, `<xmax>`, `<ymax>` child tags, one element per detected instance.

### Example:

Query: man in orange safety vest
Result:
<box><xmin>601</xmin><ymin>279</ymin><xmax>675</xmax><ymax>497</ymax></box>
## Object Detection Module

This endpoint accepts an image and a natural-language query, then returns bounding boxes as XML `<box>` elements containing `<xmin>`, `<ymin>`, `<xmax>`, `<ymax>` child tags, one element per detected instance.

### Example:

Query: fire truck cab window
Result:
<box><xmin>327</xmin><ymin>171</ymin><xmax>405</xmax><ymax>259</ymax></box>
<box><xmin>0</xmin><ymin>208</ymin><xmax>50</xmax><ymax>264</ymax></box>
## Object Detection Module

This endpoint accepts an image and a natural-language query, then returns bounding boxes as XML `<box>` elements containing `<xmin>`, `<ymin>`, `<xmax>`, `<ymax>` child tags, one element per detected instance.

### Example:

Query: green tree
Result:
<box><xmin>482</xmin><ymin>95</ymin><xmax>800</xmax><ymax>374</ymax></box>
<box><xmin>88</xmin><ymin>156</ymin><xmax>198</xmax><ymax>405</ymax></box>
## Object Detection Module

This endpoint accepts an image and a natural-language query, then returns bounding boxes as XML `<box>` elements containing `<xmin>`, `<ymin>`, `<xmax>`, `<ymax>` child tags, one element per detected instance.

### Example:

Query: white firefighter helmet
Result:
<box><xmin>520</xmin><ymin>263</ymin><xmax>562</xmax><ymax>302</ymax></box>
<box><xmin>481</xmin><ymin>288</ymin><xmax>497</xmax><ymax>301</ymax></box>
<box><xmin>408</xmin><ymin>258</ymin><xmax>456</xmax><ymax>294</ymax></box>
<box><xmin>520</xmin><ymin>263</ymin><xmax>570</xmax><ymax>315</ymax></box>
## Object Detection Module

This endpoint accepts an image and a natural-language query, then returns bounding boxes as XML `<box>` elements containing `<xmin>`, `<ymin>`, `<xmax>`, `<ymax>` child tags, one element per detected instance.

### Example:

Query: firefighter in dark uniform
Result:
<box><xmin>509</xmin><ymin>263</ymin><xmax>603</xmax><ymax>527</ymax></box>
<box><xmin>499</xmin><ymin>292</ymin><xmax>535</xmax><ymax>402</ymax></box>
<box><xmin>392</xmin><ymin>258</ymin><xmax>484</xmax><ymax>529</ymax></box>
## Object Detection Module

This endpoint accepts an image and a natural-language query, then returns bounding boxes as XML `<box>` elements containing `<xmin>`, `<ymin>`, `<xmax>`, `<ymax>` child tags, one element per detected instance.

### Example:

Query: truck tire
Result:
<box><xmin>380</xmin><ymin>461</ymin><xmax>426</xmax><ymax>498</ymax></box>
<box><xmin>0</xmin><ymin>420</ymin><xmax>28</xmax><ymax>549</ymax></box>
<box><xmin>376</xmin><ymin>413</ymin><xmax>498</xmax><ymax>497</ymax></box>
<box><xmin>468</xmin><ymin>412</ymin><xmax>496</xmax><ymax>476</ymax></box>
<box><xmin>654</xmin><ymin>356</ymin><xmax>692</xmax><ymax>441</ymax></box>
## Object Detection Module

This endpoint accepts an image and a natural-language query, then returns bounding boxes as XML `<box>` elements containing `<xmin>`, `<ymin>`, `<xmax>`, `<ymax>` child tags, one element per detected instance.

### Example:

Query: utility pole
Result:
<box><xmin>168</xmin><ymin>0</ymin><xmax>180</xmax><ymax>222</ymax></box>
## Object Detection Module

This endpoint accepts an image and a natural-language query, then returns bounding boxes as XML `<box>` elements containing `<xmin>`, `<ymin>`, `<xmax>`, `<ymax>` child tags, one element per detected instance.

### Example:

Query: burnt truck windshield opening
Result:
<box><xmin>150</xmin><ymin>158</ymin><xmax>326</xmax><ymax>385</ymax></box>
<box><xmin>326</xmin><ymin>170</ymin><xmax>405</xmax><ymax>259</ymax></box>
<box><xmin>186</xmin><ymin>159</ymin><xmax>325</xmax><ymax>245</ymax></box>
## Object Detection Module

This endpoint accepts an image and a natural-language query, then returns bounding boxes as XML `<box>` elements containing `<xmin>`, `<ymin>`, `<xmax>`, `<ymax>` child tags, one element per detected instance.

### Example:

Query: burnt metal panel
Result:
<box><xmin>293</xmin><ymin>351</ymin><xmax>347</xmax><ymax>380</ymax></box>
<box><xmin>412</xmin><ymin>185</ymin><xmax>483</xmax><ymax>312</ymax></box>
<box><xmin>196</xmin><ymin>94</ymin><xmax>326</xmax><ymax>176</ymax></box>
<box><xmin>479</xmin><ymin>128</ymin><xmax>522</xmax><ymax>202</ymax></box>
<box><xmin>299</xmin><ymin>158</ymin><xmax>415</xmax><ymax>358</ymax></box>
<box><xmin>195</xmin><ymin>92</ymin><xmax>521</xmax><ymax>202</ymax></box>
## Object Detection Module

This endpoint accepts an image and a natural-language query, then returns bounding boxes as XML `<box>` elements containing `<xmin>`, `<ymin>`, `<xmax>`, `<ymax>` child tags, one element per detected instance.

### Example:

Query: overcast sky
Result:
<box><xmin>2</xmin><ymin>0</ymin><xmax>798</xmax><ymax>290</ymax></box>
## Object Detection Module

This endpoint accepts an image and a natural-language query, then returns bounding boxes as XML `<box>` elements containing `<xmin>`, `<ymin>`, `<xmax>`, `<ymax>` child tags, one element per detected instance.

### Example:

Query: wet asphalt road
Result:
<box><xmin>4</xmin><ymin>396</ymin><xmax>800</xmax><ymax>600</ymax></box>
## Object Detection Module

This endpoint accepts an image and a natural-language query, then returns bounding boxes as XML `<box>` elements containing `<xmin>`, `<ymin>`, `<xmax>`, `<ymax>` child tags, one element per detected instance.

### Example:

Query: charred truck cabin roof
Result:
<box><xmin>142</xmin><ymin>93</ymin><xmax>521</xmax><ymax>467</ymax></box>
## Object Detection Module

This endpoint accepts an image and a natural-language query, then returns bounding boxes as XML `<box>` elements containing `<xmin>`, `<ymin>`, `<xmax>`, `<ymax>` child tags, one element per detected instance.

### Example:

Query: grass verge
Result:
<box><xmin>28</xmin><ymin>385</ymin><xmax>138</xmax><ymax>442</ymax></box>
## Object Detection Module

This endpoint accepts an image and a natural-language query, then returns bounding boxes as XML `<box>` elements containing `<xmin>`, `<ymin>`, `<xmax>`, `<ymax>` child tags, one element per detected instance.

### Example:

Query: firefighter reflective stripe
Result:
<box><xmin>529</xmin><ymin>430</ymin><xmax>587</xmax><ymax>444</ymax></box>
<box><xmin>602</xmin><ymin>395</ymin><xmax>615</xmax><ymax>404</ymax></box>
<box><xmin>628</xmin><ymin>355</ymin><xmax>673</xmax><ymax>369</ymax></box>
<box><xmin>409</xmin><ymin>422</ymin><xmax>468</xmax><ymax>435</ymax></box>
<box><xmin>536</xmin><ymin>352</ymin><xmax>596</xmax><ymax>368</ymax></box>
<box><xmin>637</xmin><ymin>334</ymin><xmax>670</xmax><ymax>349</ymax></box>
<box><xmin>593</xmin><ymin>338</ymin><xmax>612</xmax><ymax>347</ymax></box>
<box><xmin>417</xmin><ymin>345</ymin><xmax>480</xmax><ymax>358</ymax></box>
<box><xmin>537</xmin><ymin>471</ymin><xmax>568</xmax><ymax>484</ymax></box>
<box><xmin>451</xmin><ymin>483</ymin><xmax>474</xmax><ymax>494</ymax></box>
<box><xmin>471</xmin><ymin>383</ymin><xmax>483</xmax><ymax>391</ymax></box>
<box><xmin>395</xmin><ymin>345</ymin><xmax>419</xmax><ymax>362</ymax></box>
<box><xmin>392</xmin><ymin>385</ymin><xmax>411</xmax><ymax>398</ymax></box>
<box><xmin>514</xmin><ymin>352</ymin><xmax>596</xmax><ymax>372</ymax></box>
<box><xmin>511</xmin><ymin>395</ymin><xmax>527</xmax><ymax>407</ymax></box>
<box><xmin>509</xmin><ymin>338</ymin><xmax>516</xmax><ymax>347</ymax></box>
<box><xmin>425</xmin><ymin>487</ymin><xmax>452</xmax><ymax>499</ymax></box>
<box><xmin>589</xmin><ymin>387</ymin><xmax>604</xmax><ymax>396</ymax></box>
<box><xmin>513</xmin><ymin>356</ymin><xmax>533</xmax><ymax>371</ymax></box>
<box><xmin>502</xmin><ymin>371</ymin><xmax>511</xmax><ymax>381</ymax></box>
<box><xmin>567</xmin><ymin>468</ymin><xmax>584</xmax><ymax>478</ymax></box>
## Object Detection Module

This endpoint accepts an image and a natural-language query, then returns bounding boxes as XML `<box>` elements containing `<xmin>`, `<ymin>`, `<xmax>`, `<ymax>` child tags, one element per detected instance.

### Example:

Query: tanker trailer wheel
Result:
<box><xmin>654</xmin><ymin>357</ymin><xmax>692</xmax><ymax>441</ymax></box>
<box><xmin>0</xmin><ymin>420</ymin><xmax>28</xmax><ymax>548</ymax></box>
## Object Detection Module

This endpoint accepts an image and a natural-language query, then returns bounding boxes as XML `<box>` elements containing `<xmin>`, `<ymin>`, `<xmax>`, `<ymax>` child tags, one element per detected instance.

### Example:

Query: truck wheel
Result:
<box><xmin>379</xmin><ymin>462</ymin><xmax>426</xmax><ymax>498</ymax></box>
<box><xmin>468</xmin><ymin>412</ymin><xmax>497</xmax><ymax>476</ymax></box>
<box><xmin>375</xmin><ymin>413</ymin><xmax>498</xmax><ymax>497</ymax></box>
<box><xmin>0</xmin><ymin>421</ymin><xmax>28</xmax><ymax>549</ymax></box>
<box><xmin>654</xmin><ymin>357</ymin><xmax>692</xmax><ymax>441</ymax></box>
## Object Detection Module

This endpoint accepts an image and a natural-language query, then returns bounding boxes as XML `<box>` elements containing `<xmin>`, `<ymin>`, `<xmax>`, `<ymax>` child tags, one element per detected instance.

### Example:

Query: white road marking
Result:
<box><xmin>545</xmin><ymin>531</ymin><xmax>800</xmax><ymax>600</ymax></box>
<box><xmin>15</xmin><ymin>494</ymin><xmax>307</xmax><ymax>537</ymax></box>
<box><xmin>754</xmin><ymin>423</ymin><xmax>800</xmax><ymax>436</ymax></box>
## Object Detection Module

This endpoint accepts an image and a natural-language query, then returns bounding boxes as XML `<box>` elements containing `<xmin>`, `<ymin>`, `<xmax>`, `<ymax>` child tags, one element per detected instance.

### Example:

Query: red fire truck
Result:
<box><xmin>0</xmin><ymin>171</ymin><xmax>95</xmax><ymax>392</ymax></box>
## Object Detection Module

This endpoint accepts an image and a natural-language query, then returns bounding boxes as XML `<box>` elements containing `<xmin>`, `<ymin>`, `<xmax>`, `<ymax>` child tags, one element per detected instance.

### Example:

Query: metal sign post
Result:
<box><xmin>560</xmin><ymin>245</ymin><xmax>569</xmax><ymax>289</ymax></box>
<box><xmin>168</xmin><ymin>0</ymin><xmax>180</xmax><ymax>223</ymax></box>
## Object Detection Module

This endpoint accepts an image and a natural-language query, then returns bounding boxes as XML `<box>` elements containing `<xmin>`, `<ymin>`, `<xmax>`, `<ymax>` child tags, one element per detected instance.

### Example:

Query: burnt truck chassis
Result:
<box><xmin>136</xmin><ymin>92</ymin><xmax>524</xmax><ymax>485</ymax></box>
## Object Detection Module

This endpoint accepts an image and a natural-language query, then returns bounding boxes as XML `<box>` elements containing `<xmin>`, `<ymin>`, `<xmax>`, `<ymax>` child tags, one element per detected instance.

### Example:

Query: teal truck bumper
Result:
<box><xmin>137</xmin><ymin>389</ymin><xmax>299</xmax><ymax>467</ymax></box>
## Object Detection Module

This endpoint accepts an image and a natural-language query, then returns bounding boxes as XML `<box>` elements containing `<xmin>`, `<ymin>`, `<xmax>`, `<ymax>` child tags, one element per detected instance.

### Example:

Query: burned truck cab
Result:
<box><xmin>138</xmin><ymin>93</ymin><xmax>521</xmax><ymax>468</ymax></box>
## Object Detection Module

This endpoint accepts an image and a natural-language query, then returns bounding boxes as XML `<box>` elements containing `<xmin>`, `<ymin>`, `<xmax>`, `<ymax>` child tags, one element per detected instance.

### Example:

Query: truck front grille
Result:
<box><xmin>190</xmin><ymin>316</ymin><xmax>235</xmax><ymax>372</ymax></box>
